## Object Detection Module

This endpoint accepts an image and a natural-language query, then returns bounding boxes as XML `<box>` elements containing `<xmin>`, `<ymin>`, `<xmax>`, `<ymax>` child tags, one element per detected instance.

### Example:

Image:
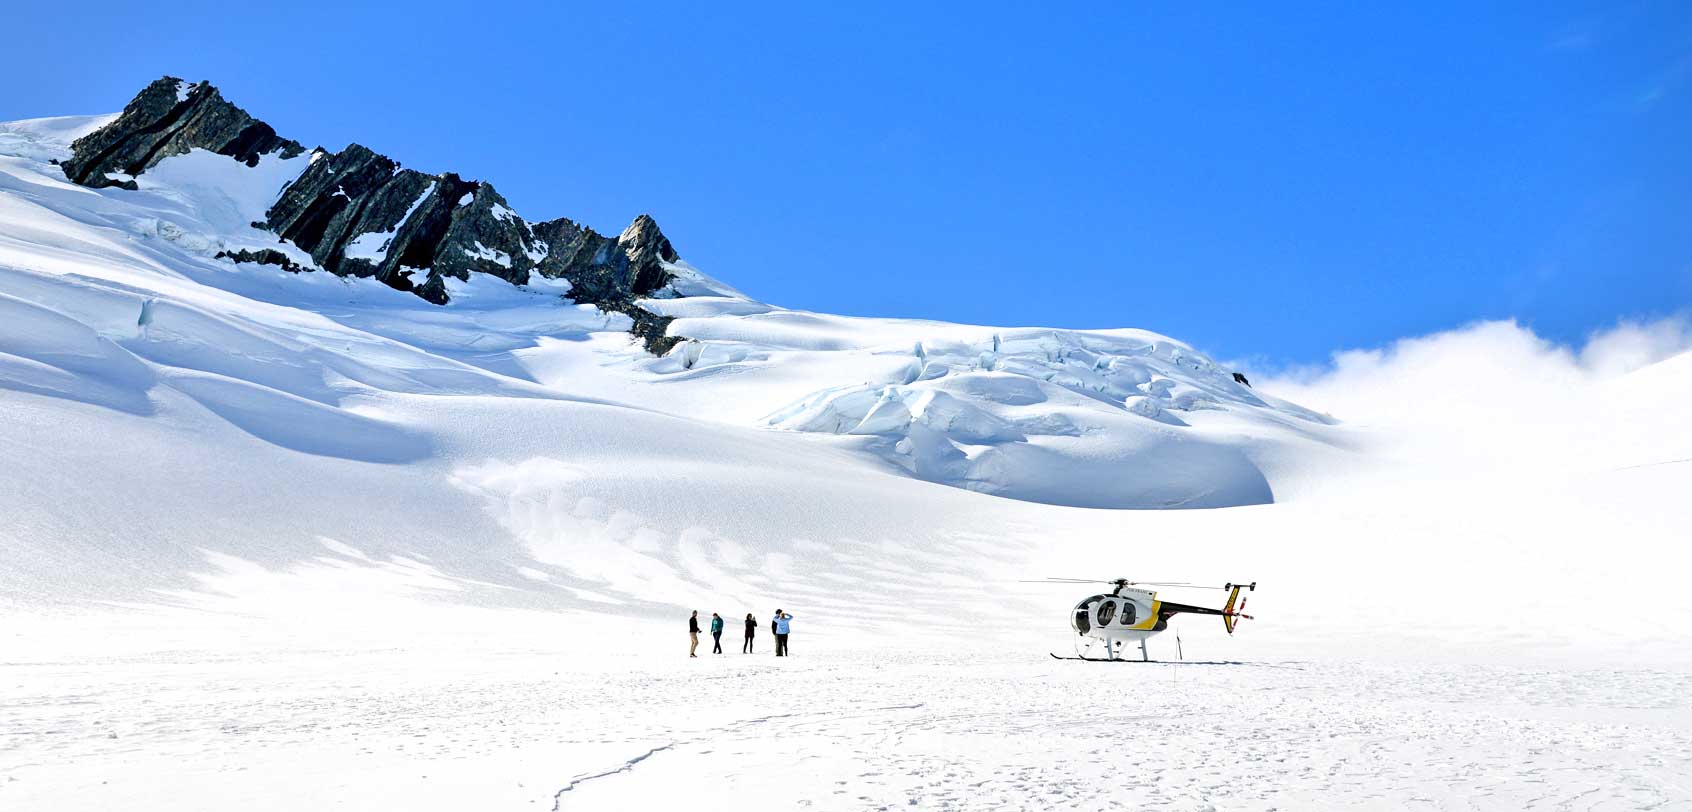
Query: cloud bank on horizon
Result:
<box><xmin>1255</xmin><ymin>314</ymin><xmax>1692</xmax><ymax>477</ymax></box>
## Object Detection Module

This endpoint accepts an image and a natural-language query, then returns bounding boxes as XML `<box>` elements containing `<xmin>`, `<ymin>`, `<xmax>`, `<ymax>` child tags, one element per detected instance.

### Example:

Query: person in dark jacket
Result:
<box><xmin>710</xmin><ymin>612</ymin><xmax>724</xmax><ymax>654</ymax></box>
<box><xmin>688</xmin><ymin>610</ymin><xmax>700</xmax><ymax>658</ymax></box>
<box><xmin>742</xmin><ymin>613</ymin><xmax>757</xmax><ymax>653</ymax></box>
<box><xmin>771</xmin><ymin>609</ymin><xmax>781</xmax><ymax>655</ymax></box>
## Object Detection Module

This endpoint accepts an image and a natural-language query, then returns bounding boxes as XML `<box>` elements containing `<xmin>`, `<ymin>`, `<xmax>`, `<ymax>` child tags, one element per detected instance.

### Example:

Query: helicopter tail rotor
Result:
<box><xmin>1221</xmin><ymin>581</ymin><xmax>1256</xmax><ymax>634</ymax></box>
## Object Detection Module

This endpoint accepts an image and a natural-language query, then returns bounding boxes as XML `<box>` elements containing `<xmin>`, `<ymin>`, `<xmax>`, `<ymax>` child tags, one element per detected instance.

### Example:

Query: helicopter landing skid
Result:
<box><xmin>1048</xmin><ymin>653</ymin><xmax>1246</xmax><ymax>665</ymax></box>
<box><xmin>1050</xmin><ymin>653</ymin><xmax>1153</xmax><ymax>662</ymax></box>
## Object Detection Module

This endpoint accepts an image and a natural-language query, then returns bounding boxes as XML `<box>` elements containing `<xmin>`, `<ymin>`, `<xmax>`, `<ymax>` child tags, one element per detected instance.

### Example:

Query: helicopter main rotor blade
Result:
<box><xmin>1013</xmin><ymin>578</ymin><xmax>1235</xmax><ymax>589</ymax></box>
<box><xmin>1130</xmin><ymin>581</ymin><xmax>1230</xmax><ymax>590</ymax></box>
<box><xmin>1047</xmin><ymin>578</ymin><xmax>1229</xmax><ymax>588</ymax></box>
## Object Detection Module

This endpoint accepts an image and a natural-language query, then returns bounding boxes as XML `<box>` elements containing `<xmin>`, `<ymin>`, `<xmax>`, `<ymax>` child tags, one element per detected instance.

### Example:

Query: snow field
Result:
<box><xmin>2</xmin><ymin>109</ymin><xmax>1691</xmax><ymax>811</ymax></box>
<box><xmin>4</xmin><ymin>644</ymin><xmax>1688</xmax><ymax>811</ymax></box>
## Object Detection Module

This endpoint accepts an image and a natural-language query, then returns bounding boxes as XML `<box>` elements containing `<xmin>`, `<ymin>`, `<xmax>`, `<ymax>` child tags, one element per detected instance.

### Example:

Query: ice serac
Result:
<box><xmin>58</xmin><ymin>77</ymin><xmax>684</xmax><ymax>352</ymax></box>
<box><xmin>60</xmin><ymin>77</ymin><xmax>304</xmax><ymax>190</ymax></box>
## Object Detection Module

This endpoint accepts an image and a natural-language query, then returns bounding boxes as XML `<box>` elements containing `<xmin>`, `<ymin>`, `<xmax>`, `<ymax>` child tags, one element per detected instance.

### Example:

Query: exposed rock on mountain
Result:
<box><xmin>625</xmin><ymin>307</ymin><xmax>683</xmax><ymax>356</ymax></box>
<box><xmin>62</xmin><ymin>77</ymin><xmax>683</xmax><ymax>352</ymax></box>
<box><xmin>60</xmin><ymin>77</ymin><xmax>304</xmax><ymax>190</ymax></box>
<box><xmin>213</xmin><ymin>248</ymin><xmax>306</xmax><ymax>274</ymax></box>
<box><xmin>533</xmin><ymin>213</ymin><xmax>677</xmax><ymax>304</ymax></box>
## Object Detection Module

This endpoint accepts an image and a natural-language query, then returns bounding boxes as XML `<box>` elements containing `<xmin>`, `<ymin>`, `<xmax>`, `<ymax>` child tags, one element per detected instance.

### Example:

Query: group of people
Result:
<box><xmin>689</xmin><ymin>609</ymin><xmax>794</xmax><ymax>657</ymax></box>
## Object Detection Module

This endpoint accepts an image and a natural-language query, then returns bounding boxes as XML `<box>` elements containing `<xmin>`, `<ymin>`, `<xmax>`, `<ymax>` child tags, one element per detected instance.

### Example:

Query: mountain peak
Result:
<box><xmin>61</xmin><ymin>77</ymin><xmax>304</xmax><ymax>189</ymax></box>
<box><xmin>56</xmin><ymin>76</ymin><xmax>686</xmax><ymax>351</ymax></box>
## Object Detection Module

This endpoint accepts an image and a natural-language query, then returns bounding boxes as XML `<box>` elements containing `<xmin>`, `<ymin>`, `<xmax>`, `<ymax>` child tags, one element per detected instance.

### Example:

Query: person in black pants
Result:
<box><xmin>742</xmin><ymin>613</ymin><xmax>757</xmax><ymax>653</ymax></box>
<box><xmin>710</xmin><ymin>612</ymin><xmax>724</xmax><ymax>654</ymax></box>
<box><xmin>774</xmin><ymin>611</ymin><xmax>792</xmax><ymax>656</ymax></box>
<box><xmin>687</xmin><ymin>610</ymin><xmax>700</xmax><ymax>658</ymax></box>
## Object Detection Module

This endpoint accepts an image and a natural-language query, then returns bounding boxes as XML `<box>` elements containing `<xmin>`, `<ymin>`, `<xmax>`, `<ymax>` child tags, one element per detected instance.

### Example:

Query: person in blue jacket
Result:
<box><xmin>709</xmin><ymin>612</ymin><xmax>724</xmax><ymax>654</ymax></box>
<box><xmin>774</xmin><ymin>611</ymin><xmax>793</xmax><ymax>656</ymax></box>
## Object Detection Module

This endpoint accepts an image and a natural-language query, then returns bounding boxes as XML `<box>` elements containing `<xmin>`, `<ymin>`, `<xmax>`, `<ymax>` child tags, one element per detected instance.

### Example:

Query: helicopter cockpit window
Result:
<box><xmin>1119</xmin><ymin>601</ymin><xmax>1138</xmax><ymax>625</ymax></box>
<box><xmin>1096</xmin><ymin>601</ymin><xmax>1116</xmax><ymax>626</ymax></box>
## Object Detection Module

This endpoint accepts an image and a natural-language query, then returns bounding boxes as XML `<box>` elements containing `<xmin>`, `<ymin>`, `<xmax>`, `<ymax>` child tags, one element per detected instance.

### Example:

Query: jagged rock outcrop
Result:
<box><xmin>532</xmin><ymin>213</ymin><xmax>677</xmax><ymax>304</ymax></box>
<box><xmin>625</xmin><ymin>306</ymin><xmax>683</xmax><ymax>356</ymax></box>
<box><xmin>62</xmin><ymin>77</ymin><xmax>684</xmax><ymax>353</ymax></box>
<box><xmin>61</xmin><ymin>77</ymin><xmax>304</xmax><ymax>190</ymax></box>
<box><xmin>261</xmin><ymin>145</ymin><xmax>677</xmax><ymax>309</ymax></box>
<box><xmin>214</xmin><ymin>248</ymin><xmax>306</xmax><ymax>274</ymax></box>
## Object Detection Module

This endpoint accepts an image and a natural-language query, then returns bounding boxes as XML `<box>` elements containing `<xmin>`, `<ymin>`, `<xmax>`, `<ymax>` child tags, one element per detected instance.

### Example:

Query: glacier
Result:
<box><xmin>2</xmin><ymin>91</ymin><xmax>1690</xmax><ymax>811</ymax></box>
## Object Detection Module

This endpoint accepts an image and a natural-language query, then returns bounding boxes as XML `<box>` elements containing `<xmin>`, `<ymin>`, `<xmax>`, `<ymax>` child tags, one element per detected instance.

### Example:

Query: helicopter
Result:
<box><xmin>1029</xmin><ymin>578</ymin><xmax>1256</xmax><ymax>662</ymax></box>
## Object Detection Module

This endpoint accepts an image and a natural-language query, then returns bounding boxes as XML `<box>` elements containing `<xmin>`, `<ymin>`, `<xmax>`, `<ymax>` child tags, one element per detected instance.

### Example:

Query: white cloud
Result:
<box><xmin>1577</xmin><ymin>317</ymin><xmax>1692</xmax><ymax>377</ymax></box>
<box><xmin>1252</xmin><ymin>315</ymin><xmax>1692</xmax><ymax>479</ymax></box>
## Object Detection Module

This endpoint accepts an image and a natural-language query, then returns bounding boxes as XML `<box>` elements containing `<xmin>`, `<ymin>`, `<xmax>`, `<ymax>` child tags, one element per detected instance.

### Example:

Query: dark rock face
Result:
<box><xmin>62</xmin><ymin>77</ymin><xmax>685</xmax><ymax>354</ymax></box>
<box><xmin>261</xmin><ymin>151</ymin><xmax>677</xmax><ymax>311</ymax></box>
<box><xmin>261</xmin><ymin>143</ymin><xmax>476</xmax><ymax>294</ymax></box>
<box><xmin>215</xmin><ymin>248</ymin><xmax>307</xmax><ymax>274</ymax></box>
<box><xmin>531</xmin><ymin>213</ymin><xmax>676</xmax><ymax>305</ymax></box>
<box><xmin>625</xmin><ymin>306</ymin><xmax>683</xmax><ymax>355</ymax></box>
<box><xmin>61</xmin><ymin>77</ymin><xmax>304</xmax><ymax>190</ymax></box>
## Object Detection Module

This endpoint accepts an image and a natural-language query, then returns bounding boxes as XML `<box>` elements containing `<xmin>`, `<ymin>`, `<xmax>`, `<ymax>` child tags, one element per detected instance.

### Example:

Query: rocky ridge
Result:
<box><xmin>60</xmin><ymin>77</ymin><xmax>684</xmax><ymax>352</ymax></box>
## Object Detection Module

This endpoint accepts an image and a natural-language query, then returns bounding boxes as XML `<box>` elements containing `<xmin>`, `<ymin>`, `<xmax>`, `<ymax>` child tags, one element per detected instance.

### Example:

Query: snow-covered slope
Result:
<box><xmin>2</xmin><ymin>106</ymin><xmax>1688</xmax><ymax>644</ymax></box>
<box><xmin>3</xmin><ymin>97</ymin><xmax>1692</xmax><ymax>811</ymax></box>
<box><xmin>0</xmin><ymin>107</ymin><xmax>1347</xmax><ymax>623</ymax></box>
<box><xmin>1</xmin><ymin>108</ymin><xmax>1342</xmax><ymax>512</ymax></box>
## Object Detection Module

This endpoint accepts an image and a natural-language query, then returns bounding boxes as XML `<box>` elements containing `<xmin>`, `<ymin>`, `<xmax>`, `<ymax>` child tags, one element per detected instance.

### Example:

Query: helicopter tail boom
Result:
<box><xmin>1161</xmin><ymin>582</ymin><xmax>1256</xmax><ymax>634</ymax></box>
<box><xmin>1151</xmin><ymin>581</ymin><xmax>1255</xmax><ymax>634</ymax></box>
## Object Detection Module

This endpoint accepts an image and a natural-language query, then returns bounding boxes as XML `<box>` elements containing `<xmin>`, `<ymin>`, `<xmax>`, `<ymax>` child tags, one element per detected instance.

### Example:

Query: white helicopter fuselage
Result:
<box><xmin>1071</xmin><ymin>587</ymin><xmax>1167</xmax><ymax>659</ymax></box>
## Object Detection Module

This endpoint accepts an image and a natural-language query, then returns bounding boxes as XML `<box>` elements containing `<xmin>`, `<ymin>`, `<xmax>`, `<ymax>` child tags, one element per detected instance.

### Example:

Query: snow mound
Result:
<box><xmin>0</xmin><ymin>114</ymin><xmax>117</xmax><ymax>162</ymax></box>
<box><xmin>758</xmin><ymin>329</ymin><xmax>1322</xmax><ymax>507</ymax></box>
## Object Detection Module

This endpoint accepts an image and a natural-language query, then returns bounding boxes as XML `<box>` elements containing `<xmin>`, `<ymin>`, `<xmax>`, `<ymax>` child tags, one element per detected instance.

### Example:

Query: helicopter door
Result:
<box><xmin>1096</xmin><ymin>600</ymin><xmax>1117</xmax><ymax>627</ymax></box>
<box><xmin>1118</xmin><ymin>601</ymin><xmax>1138</xmax><ymax>626</ymax></box>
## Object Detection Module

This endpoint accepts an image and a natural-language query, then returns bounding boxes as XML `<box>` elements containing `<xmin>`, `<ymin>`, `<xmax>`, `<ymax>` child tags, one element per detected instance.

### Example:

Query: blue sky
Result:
<box><xmin>4</xmin><ymin>2</ymin><xmax>1688</xmax><ymax>364</ymax></box>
